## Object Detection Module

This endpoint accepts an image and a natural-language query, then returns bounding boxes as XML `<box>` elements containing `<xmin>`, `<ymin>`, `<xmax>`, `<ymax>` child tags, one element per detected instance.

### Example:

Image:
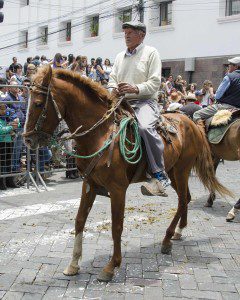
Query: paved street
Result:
<box><xmin>0</xmin><ymin>161</ymin><xmax>239</xmax><ymax>300</ymax></box>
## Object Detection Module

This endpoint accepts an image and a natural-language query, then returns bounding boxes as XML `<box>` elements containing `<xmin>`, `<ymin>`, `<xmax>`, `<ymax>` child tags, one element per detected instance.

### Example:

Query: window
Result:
<box><xmin>59</xmin><ymin>21</ymin><xmax>71</xmax><ymax>43</ymax></box>
<box><xmin>38</xmin><ymin>26</ymin><xmax>48</xmax><ymax>45</ymax></box>
<box><xmin>115</xmin><ymin>8</ymin><xmax>132</xmax><ymax>32</ymax></box>
<box><xmin>19</xmin><ymin>30</ymin><xmax>28</xmax><ymax>49</ymax></box>
<box><xmin>159</xmin><ymin>1</ymin><xmax>172</xmax><ymax>26</ymax></box>
<box><xmin>226</xmin><ymin>0</ymin><xmax>240</xmax><ymax>16</ymax></box>
<box><xmin>20</xmin><ymin>0</ymin><xmax>29</xmax><ymax>7</ymax></box>
<box><xmin>162</xmin><ymin>67</ymin><xmax>171</xmax><ymax>78</ymax></box>
<box><xmin>120</xmin><ymin>8</ymin><xmax>132</xmax><ymax>23</ymax></box>
<box><xmin>66</xmin><ymin>22</ymin><xmax>71</xmax><ymax>41</ymax></box>
<box><xmin>87</xmin><ymin>15</ymin><xmax>99</xmax><ymax>37</ymax></box>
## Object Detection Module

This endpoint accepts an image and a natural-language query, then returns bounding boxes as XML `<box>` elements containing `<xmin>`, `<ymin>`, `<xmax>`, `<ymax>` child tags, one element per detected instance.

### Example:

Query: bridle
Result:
<box><xmin>23</xmin><ymin>81</ymin><xmax>62</xmax><ymax>139</ymax></box>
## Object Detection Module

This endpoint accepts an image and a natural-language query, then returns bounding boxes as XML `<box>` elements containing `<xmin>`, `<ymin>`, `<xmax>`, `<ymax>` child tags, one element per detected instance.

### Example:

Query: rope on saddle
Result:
<box><xmin>51</xmin><ymin>117</ymin><xmax>142</xmax><ymax>164</ymax></box>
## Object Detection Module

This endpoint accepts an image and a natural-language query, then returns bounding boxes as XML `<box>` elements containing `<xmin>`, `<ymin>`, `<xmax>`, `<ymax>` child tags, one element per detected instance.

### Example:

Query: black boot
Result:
<box><xmin>69</xmin><ymin>172</ymin><xmax>77</xmax><ymax>179</ymax></box>
<box><xmin>6</xmin><ymin>177</ymin><xmax>20</xmax><ymax>188</ymax></box>
<box><xmin>0</xmin><ymin>178</ymin><xmax>7</xmax><ymax>190</ymax></box>
<box><xmin>73</xmin><ymin>169</ymin><xmax>79</xmax><ymax>178</ymax></box>
<box><xmin>66</xmin><ymin>155</ymin><xmax>71</xmax><ymax>178</ymax></box>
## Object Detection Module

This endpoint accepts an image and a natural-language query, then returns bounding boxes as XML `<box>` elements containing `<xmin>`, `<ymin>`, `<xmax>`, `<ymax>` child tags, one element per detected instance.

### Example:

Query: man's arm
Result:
<box><xmin>135</xmin><ymin>49</ymin><xmax>161</xmax><ymax>96</ymax></box>
<box><xmin>215</xmin><ymin>76</ymin><xmax>231</xmax><ymax>100</ymax></box>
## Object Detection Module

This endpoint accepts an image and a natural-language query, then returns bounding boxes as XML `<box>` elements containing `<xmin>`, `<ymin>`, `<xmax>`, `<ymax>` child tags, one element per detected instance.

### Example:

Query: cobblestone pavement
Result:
<box><xmin>0</xmin><ymin>161</ymin><xmax>239</xmax><ymax>300</ymax></box>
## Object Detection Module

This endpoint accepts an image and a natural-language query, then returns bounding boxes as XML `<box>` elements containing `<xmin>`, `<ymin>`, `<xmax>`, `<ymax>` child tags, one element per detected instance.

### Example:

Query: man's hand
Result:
<box><xmin>118</xmin><ymin>83</ymin><xmax>139</xmax><ymax>95</ymax></box>
<box><xmin>112</xmin><ymin>88</ymin><xmax>121</xmax><ymax>97</ymax></box>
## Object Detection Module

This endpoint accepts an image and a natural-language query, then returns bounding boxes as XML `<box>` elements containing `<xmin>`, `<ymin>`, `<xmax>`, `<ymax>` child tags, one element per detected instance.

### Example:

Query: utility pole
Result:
<box><xmin>138</xmin><ymin>0</ymin><xmax>144</xmax><ymax>22</ymax></box>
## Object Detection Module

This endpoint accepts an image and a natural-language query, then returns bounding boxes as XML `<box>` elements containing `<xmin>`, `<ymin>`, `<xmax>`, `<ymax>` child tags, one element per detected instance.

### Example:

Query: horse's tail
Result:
<box><xmin>193</xmin><ymin>125</ymin><xmax>233</xmax><ymax>198</ymax></box>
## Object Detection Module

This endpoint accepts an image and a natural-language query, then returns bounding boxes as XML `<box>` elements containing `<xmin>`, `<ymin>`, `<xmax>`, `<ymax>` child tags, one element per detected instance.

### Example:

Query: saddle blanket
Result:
<box><xmin>208</xmin><ymin>119</ymin><xmax>240</xmax><ymax>144</ymax></box>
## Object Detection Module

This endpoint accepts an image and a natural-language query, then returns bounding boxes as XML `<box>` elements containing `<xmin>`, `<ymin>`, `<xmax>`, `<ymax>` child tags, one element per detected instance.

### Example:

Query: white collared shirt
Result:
<box><xmin>125</xmin><ymin>43</ymin><xmax>144</xmax><ymax>57</ymax></box>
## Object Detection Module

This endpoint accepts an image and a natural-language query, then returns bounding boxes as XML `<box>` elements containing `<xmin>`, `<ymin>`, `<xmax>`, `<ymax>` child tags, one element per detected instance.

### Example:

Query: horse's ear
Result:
<box><xmin>42</xmin><ymin>65</ymin><xmax>53</xmax><ymax>87</ymax></box>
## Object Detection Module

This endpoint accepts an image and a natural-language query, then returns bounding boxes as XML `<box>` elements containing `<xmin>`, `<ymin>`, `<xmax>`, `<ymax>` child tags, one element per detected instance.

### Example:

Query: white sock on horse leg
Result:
<box><xmin>228</xmin><ymin>207</ymin><xmax>238</xmax><ymax>217</ymax></box>
<box><xmin>175</xmin><ymin>227</ymin><xmax>183</xmax><ymax>235</ymax></box>
<box><xmin>71</xmin><ymin>232</ymin><xmax>83</xmax><ymax>268</ymax></box>
<box><xmin>63</xmin><ymin>232</ymin><xmax>83</xmax><ymax>275</ymax></box>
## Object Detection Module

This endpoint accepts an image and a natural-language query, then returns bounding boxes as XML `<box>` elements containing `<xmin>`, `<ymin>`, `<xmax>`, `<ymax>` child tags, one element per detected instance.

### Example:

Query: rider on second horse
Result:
<box><xmin>109</xmin><ymin>21</ymin><xmax>171</xmax><ymax>196</ymax></box>
<box><xmin>193</xmin><ymin>57</ymin><xmax>240</xmax><ymax>126</ymax></box>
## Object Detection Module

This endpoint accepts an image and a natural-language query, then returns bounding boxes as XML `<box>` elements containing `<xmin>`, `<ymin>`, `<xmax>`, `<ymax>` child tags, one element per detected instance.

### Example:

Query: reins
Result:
<box><xmin>25</xmin><ymin>81</ymin><xmax>142</xmax><ymax>166</ymax></box>
<box><xmin>63</xmin><ymin>95</ymin><xmax>125</xmax><ymax>140</ymax></box>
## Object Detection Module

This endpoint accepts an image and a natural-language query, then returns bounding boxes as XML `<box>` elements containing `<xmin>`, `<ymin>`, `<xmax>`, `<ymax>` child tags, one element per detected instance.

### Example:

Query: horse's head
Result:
<box><xmin>24</xmin><ymin>65</ymin><xmax>62</xmax><ymax>149</ymax></box>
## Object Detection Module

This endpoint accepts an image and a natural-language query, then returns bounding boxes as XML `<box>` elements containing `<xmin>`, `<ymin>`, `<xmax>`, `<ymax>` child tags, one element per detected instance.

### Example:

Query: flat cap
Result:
<box><xmin>228</xmin><ymin>57</ymin><xmax>240</xmax><ymax>66</ymax></box>
<box><xmin>122</xmin><ymin>21</ymin><xmax>146</xmax><ymax>33</ymax></box>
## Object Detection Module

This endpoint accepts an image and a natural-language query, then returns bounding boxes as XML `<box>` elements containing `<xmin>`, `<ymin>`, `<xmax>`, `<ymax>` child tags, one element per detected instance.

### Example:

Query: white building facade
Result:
<box><xmin>0</xmin><ymin>0</ymin><xmax>240</xmax><ymax>85</ymax></box>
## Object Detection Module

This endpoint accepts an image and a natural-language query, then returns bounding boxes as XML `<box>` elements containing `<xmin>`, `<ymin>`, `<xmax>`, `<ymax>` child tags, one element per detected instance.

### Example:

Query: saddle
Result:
<box><xmin>118</xmin><ymin>100</ymin><xmax>178</xmax><ymax>144</ymax></box>
<box><xmin>207</xmin><ymin>108</ymin><xmax>240</xmax><ymax>144</ymax></box>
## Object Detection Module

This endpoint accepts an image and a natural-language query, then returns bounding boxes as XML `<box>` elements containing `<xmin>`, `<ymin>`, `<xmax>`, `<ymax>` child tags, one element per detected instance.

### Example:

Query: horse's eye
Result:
<box><xmin>35</xmin><ymin>103</ymin><xmax>43</xmax><ymax>108</ymax></box>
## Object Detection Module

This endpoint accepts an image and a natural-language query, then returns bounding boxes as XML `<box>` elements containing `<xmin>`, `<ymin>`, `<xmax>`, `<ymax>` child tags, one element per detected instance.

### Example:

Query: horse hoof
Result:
<box><xmin>141</xmin><ymin>181</ymin><xmax>168</xmax><ymax>197</ymax></box>
<box><xmin>161</xmin><ymin>242</ymin><xmax>172</xmax><ymax>255</ymax></box>
<box><xmin>97</xmin><ymin>270</ymin><xmax>114</xmax><ymax>282</ymax></box>
<box><xmin>63</xmin><ymin>264</ymin><xmax>79</xmax><ymax>276</ymax></box>
<box><xmin>172</xmin><ymin>232</ymin><xmax>182</xmax><ymax>240</ymax></box>
<box><xmin>226</xmin><ymin>213</ymin><xmax>235</xmax><ymax>222</ymax></box>
<box><xmin>204</xmin><ymin>202</ymin><xmax>213</xmax><ymax>208</ymax></box>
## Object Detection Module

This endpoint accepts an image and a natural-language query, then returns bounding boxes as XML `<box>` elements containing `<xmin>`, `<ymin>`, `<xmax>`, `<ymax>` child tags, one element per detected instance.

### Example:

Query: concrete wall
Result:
<box><xmin>162</xmin><ymin>55</ymin><xmax>237</xmax><ymax>88</ymax></box>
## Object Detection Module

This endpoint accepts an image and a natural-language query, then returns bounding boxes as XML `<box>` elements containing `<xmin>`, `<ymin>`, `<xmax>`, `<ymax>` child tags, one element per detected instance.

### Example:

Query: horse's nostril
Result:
<box><xmin>24</xmin><ymin>138</ymin><xmax>32</xmax><ymax>146</ymax></box>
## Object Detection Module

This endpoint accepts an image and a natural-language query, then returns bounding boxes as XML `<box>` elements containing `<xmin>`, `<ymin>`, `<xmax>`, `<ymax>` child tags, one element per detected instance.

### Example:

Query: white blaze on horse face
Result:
<box><xmin>23</xmin><ymin>94</ymin><xmax>32</xmax><ymax>135</ymax></box>
<box><xmin>63</xmin><ymin>232</ymin><xmax>83</xmax><ymax>276</ymax></box>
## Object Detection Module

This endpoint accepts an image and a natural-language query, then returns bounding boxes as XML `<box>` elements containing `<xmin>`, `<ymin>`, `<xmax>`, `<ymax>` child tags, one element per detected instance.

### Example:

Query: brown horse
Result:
<box><xmin>23</xmin><ymin>66</ymin><xmax>230</xmax><ymax>282</ymax></box>
<box><xmin>205</xmin><ymin>121</ymin><xmax>240</xmax><ymax>210</ymax></box>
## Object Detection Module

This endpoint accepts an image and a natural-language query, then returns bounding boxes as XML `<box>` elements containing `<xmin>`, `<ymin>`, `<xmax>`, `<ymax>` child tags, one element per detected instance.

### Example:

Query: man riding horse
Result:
<box><xmin>193</xmin><ymin>57</ymin><xmax>240</xmax><ymax>125</ymax></box>
<box><xmin>109</xmin><ymin>21</ymin><xmax>171</xmax><ymax>196</ymax></box>
<box><xmin>193</xmin><ymin>57</ymin><xmax>240</xmax><ymax>220</ymax></box>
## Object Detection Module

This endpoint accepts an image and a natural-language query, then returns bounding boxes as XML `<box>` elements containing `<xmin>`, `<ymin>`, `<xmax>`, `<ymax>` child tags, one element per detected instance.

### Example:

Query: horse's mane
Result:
<box><xmin>53</xmin><ymin>69</ymin><xmax>113</xmax><ymax>105</ymax></box>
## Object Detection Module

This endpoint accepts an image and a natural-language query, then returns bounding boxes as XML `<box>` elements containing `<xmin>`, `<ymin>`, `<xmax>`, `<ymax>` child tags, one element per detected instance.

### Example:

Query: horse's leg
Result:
<box><xmin>161</xmin><ymin>167</ymin><xmax>190</xmax><ymax>254</ymax></box>
<box><xmin>226</xmin><ymin>199</ymin><xmax>240</xmax><ymax>222</ymax></box>
<box><xmin>172</xmin><ymin>186</ymin><xmax>191</xmax><ymax>240</ymax></box>
<box><xmin>97</xmin><ymin>188</ymin><xmax>126</xmax><ymax>282</ymax></box>
<box><xmin>205</xmin><ymin>158</ymin><xmax>220</xmax><ymax>207</ymax></box>
<box><xmin>63</xmin><ymin>181</ymin><xmax>96</xmax><ymax>276</ymax></box>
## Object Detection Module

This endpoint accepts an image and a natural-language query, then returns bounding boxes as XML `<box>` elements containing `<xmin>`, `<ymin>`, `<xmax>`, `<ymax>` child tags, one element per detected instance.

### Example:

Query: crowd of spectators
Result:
<box><xmin>0</xmin><ymin>52</ymin><xmax>218</xmax><ymax>191</ymax></box>
<box><xmin>1</xmin><ymin>54</ymin><xmax>113</xmax><ymax>85</ymax></box>
<box><xmin>158</xmin><ymin>74</ymin><xmax>216</xmax><ymax>118</ymax></box>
